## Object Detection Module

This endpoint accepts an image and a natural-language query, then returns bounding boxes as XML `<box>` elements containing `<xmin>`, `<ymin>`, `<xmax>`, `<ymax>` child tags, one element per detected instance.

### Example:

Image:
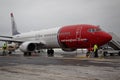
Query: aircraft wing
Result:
<box><xmin>0</xmin><ymin>37</ymin><xmax>46</xmax><ymax>48</ymax></box>
<box><xmin>0</xmin><ymin>36</ymin><xmax>13</xmax><ymax>38</ymax></box>
<box><xmin>0</xmin><ymin>37</ymin><xmax>23</xmax><ymax>43</ymax></box>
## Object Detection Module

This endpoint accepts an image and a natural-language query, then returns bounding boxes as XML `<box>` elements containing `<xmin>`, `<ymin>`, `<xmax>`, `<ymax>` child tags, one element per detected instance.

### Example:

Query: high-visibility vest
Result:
<box><xmin>2</xmin><ymin>43</ymin><xmax>7</xmax><ymax>50</ymax></box>
<box><xmin>94</xmin><ymin>44</ymin><xmax>98</xmax><ymax>52</ymax></box>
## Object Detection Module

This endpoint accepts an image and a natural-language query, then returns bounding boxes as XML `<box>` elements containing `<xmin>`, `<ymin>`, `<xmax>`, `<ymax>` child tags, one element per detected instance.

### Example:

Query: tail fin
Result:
<box><xmin>10</xmin><ymin>13</ymin><xmax>20</xmax><ymax>36</ymax></box>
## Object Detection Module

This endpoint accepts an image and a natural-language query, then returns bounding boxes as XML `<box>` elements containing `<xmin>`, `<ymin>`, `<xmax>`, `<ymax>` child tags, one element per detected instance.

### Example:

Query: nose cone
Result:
<box><xmin>104</xmin><ymin>32</ymin><xmax>112</xmax><ymax>42</ymax></box>
<box><xmin>100</xmin><ymin>32</ymin><xmax>112</xmax><ymax>44</ymax></box>
<box><xmin>96</xmin><ymin>32</ymin><xmax>112</xmax><ymax>46</ymax></box>
<box><xmin>107</xmin><ymin>33</ymin><xmax>112</xmax><ymax>41</ymax></box>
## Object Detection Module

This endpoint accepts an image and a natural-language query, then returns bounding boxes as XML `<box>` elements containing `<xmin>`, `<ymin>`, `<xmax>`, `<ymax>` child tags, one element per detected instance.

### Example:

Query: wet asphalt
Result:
<box><xmin>0</xmin><ymin>52</ymin><xmax>120</xmax><ymax>80</ymax></box>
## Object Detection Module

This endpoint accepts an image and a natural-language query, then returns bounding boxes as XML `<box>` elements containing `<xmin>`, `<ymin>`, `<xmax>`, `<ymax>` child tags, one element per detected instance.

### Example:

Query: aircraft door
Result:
<box><xmin>76</xmin><ymin>26</ymin><xmax>82</xmax><ymax>47</ymax></box>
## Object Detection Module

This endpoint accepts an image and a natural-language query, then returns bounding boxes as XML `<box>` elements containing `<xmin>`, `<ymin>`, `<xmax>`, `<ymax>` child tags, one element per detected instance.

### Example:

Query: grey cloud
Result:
<box><xmin>0</xmin><ymin>0</ymin><xmax>120</xmax><ymax>37</ymax></box>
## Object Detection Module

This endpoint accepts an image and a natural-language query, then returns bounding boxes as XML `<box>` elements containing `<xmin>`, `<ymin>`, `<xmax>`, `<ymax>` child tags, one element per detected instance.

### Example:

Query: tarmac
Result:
<box><xmin>0</xmin><ymin>51</ymin><xmax>120</xmax><ymax>80</ymax></box>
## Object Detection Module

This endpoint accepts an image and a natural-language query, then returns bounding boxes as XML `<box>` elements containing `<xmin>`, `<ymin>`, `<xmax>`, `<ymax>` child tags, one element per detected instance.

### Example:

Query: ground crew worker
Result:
<box><xmin>94</xmin><ymin>44</ymin><xmax>98</xmax><ymax>57</ymax></box>
<box><xmin>2</xmin><ymin>43</ymin><xmax>7</xmax><ymax>56</ymax></box>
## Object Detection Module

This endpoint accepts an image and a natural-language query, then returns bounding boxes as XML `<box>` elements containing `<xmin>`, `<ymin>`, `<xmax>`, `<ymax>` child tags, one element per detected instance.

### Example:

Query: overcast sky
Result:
<box><xmin>0</xmin><ymin>0</ymin><xmax>120</xmax><ymax>37</ymax></box>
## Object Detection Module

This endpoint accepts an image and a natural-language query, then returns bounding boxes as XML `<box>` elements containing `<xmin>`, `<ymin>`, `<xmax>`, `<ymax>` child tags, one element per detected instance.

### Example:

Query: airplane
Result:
<box><xmin>0</xmin><ymin>13</ymin><xmax>112</xmax><ymax>56</ymax></box>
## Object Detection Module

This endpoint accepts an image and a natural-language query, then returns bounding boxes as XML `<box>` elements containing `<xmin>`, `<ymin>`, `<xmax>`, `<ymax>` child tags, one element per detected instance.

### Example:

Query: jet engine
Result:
<box><xmin>19</xmin><ymin>42</ymin><xmax>36</xmax><ymax>52</ymax></box>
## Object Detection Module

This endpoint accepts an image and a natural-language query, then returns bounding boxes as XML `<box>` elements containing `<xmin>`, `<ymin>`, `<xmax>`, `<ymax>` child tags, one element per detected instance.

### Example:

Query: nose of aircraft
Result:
<box><xmin>104</xmin><ymin>32</ymin><xmax>112</xmax><ymax>42</ymax></box>
<box><xmin>96</xmin><ymin>32</ymin><xmax>112</xmax><ymax>46</ymax></box>
<box><xmin>99</xmin><ymin>32</ymin><xmax>112</xmax><ymax>44</ymax></box>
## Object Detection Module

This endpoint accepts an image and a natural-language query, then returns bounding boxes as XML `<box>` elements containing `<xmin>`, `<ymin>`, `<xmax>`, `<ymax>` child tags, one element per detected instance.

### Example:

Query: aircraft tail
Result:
<box><xmin>10</xmin><ymin>13</ymin><xmax>20</xmax><ymax>36</ymax></box>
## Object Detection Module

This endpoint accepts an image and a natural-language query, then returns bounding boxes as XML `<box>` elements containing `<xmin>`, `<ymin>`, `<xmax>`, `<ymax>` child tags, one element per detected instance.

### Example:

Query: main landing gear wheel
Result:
<box><xmin>103</xmin><ymin>52</ymin><xmax>107</xmax><ymax>57</ymax></box>
<box><xmin>8</xmin><ymin>51</ymin><xmax>12</xmax><ymax>55</ymax></box>
<box><xmin>47</xmin><ymin>49</ymin><xmax>54</xmax><ymax>57</ymax></box>
<box><xmin>24</xmin><ymin>52</ymin><xmax>32</xmax><ymax>56</ymax></box>
<box><xmin>118</xmin><ymin>52</ymin><xmax>120</xmax><ymax>56</ymax></box>
<box><xmin>110</xmin><ymin>53</ymin><xmax>114</xmax><ymax>56</ymax></box>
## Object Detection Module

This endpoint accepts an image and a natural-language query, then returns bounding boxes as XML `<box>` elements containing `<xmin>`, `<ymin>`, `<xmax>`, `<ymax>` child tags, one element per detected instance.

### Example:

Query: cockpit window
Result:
<box><xmin>88</xmin><ymin>28</ymin><xmax>101</xmax><ymax>32</ymax></box>
<box><xmin>96</xmin><ymin>28</ymin><xmax>101</xmax><ymax>31</ymax></box>
<box><xmin>88</xmin><ymin>28</ymin><xmax>96</xmax><ymax>32</ymax></box>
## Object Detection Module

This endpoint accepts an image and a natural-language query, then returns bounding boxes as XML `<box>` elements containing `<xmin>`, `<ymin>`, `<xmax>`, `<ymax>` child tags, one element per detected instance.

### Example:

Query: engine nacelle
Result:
<box><xmin>19</xmin><ymin>42</ymin><xmax>36</xmax><ymax>52</ymax></box>
<box><xmin>62</xmin><ymin>48</ymin><xmax>77</xmax><ymax>52</ymax></box>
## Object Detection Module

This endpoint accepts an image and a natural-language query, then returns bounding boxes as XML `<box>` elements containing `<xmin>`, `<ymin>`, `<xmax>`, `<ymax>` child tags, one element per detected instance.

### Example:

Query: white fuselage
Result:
<box><xmin>13</xmin><ymin>27</ymin><xmax>61</xmax><ymax>48</ymax></box>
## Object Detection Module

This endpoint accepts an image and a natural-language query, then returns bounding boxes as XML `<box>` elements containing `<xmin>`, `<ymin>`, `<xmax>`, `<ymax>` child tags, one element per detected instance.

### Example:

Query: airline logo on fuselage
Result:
<box><xmin>61</xmin><ymin>38</ymin><xmax>88</xmax><ymax>42</ymax></box>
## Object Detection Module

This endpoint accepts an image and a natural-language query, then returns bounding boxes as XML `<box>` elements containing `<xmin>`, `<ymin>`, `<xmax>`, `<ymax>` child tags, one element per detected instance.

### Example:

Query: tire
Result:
<box><xmin>110</xmin><ymin>53</ymin><xmax>114</xmax><ymax>56</ymax></box>
<box><xmin>24</xmin><ymin>52</ymin><xmax>32</xmax><ymax>56</ymax></box>
<box><xmin>28</xmin><ymin>52</ymin><xmax>32</xmax><ymax>56</ymax></box>
<box><xmin>8</xmin><ymin>51</ymin><xmax>12</xmax><ymax>54</ymax></box>
<box><xmin>118</xmin><ymin>52</ymin><xmax>120</xmax><ymax>56</ymax></box>
<box><xmin>38</xmin><ymin>51</ymin><xmax>40</xmax><ymax>53</ymax></box>
<box><xmin>47</xmin><ymin>49</ymin><xmax>54</xmax><ymax>57</ymax></box>
<box><xmin>24</xmin><ymin>52</ymin><xmax>27</xmax><ymax>56</ymax></box>
<box><xmin>103</xmin><ymin>52</ymin><xmax>107</xmax><ymax>57</ymax></box>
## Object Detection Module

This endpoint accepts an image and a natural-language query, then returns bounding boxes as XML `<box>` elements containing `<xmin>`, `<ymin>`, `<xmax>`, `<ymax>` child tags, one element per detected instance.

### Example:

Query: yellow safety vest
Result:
<box><xmin>94</xmin><ymin>44</ymin><xmax>98</xmax><ymax>52</ymax></box>
<box><xmin>2</xmin><ymin>43</ymin><xmax>7</xmax><ymax>50</ymax></box>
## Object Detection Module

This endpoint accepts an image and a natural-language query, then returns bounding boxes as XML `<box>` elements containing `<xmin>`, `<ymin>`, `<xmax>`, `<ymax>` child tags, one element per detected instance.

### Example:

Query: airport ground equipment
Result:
<box><xmin>108</xmin><ymin>32</ymin><xmax>120</xmax><ymax>50</ymax></box>
<box><xmin>102</xmin><ymin>32</ymin><xmax>120</xmax><ymax>56</ymax></box>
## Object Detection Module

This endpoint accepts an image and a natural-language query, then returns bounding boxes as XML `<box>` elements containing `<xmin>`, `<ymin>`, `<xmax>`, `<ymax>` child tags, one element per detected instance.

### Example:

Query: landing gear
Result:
<box><xmin>24</xmin><ymin>52</ymin><xmax>32</xmax><ymax>56</ymax></box>
<box><xmin>110</xmin><ymin>53</ymin><xmax>114</xmax><ymax>56</ymax></box>
<box><xmin>118</xmin><ymin>52</ymin><xmax>120</xmax><ymax>56</ymax></box>
<box><xmin>8</xmin><ymin>51</ymin><xmax>12</xmax><ymax>55</ymax></box>
<box><xmin>103</xmin><ymin>52</ymin><xmax>107</xmax><ymax>57</ymax></box>
<box><xmin>47</xmin><ymin>49</ymin><xmax>54</xmax><ymax>57</ymax></box>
